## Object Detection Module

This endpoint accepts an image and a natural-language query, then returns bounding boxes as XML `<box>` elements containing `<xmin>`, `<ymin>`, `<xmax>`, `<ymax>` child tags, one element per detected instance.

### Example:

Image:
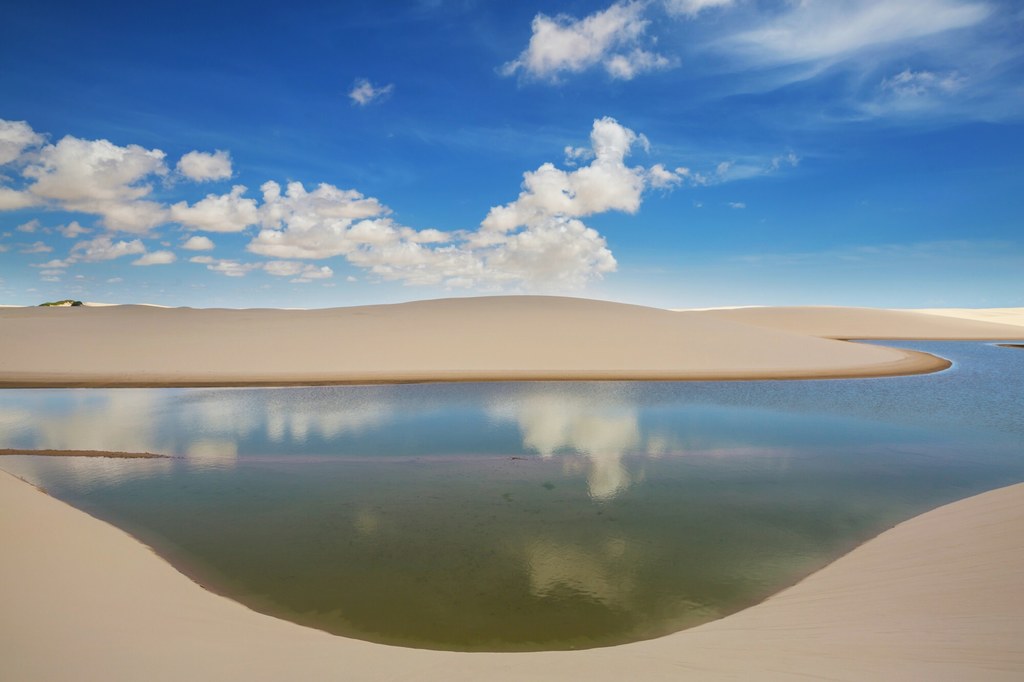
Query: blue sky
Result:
<box><xmin>1</xmin><ymin>0</ymin><xmax>1022</xmax><ymax>308</ymax></box>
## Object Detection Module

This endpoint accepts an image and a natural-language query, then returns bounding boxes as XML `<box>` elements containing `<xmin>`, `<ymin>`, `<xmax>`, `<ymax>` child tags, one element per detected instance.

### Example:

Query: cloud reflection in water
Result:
<box><xmin>489</xmin><ymin>388</ymin><xmax>647</xmax><ymax>500</ymax></box>
<box><xmin>526</xmin><ymin>536</ymin><xmax>635</xmax><ymax>608</ymax></box>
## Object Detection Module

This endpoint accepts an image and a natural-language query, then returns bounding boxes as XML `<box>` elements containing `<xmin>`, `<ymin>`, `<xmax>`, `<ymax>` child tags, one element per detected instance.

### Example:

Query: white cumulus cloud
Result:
<box><xmin>0</xmin><ymin>187</ymin><xmax>38</xmax><ymax>210</ymax></box>
<box><xmin>21</xmin><ymin>135</ymin><xmax>169</xmax><ymax>233</ymax></box>
<box><xmin>264</xmin><ymin>260</ymin><xmax>334</xmax><ymax>282</ymax></box>
<box><xmin>133</xmin><ymin>250</ymin><xmax>177</xmax><ymax>266</ymax></box>
<box><xmin>647</xmin><ymin>163</ymin><xmax>684</xmax><ymax>189</ymax></box>
<box><xmin>182</xmin><ymin>235</ymin><xmax>215</xmax><ymax>251</ymax></box>
<box><xmin>58</xmin><ymin>221</ymin><xmax>90</xmax><ymax>238</ymax></box>
<box><xmin>1</xmin><ymin>117</ymin><xmax>676</xmax><ymax>293</ymax></box>
<box><xmin>502</xmin><ymin>2</ymin><xmax>672</xmax><ymax>81</ymax></box>
<box><xmin>190</xmin><ymin>256</ymin><xmax>261</xmax><ymax>277</ymax></box>
<box><xmin>0</xmin><ymin>119</ymin><xmax>45</xmax><ymax>165</ymax></box>
<box><xmin>248</xmin><ymin>181</ymin><xmax>393</xmax><ymax>259</ymax></box>
<box><xmin>176</xmin><ymin>150</ymin><xmax>233</xmax><ymax>181</ymax></box>
<box><xmin>605</xmin><ymin>48</ymin><xmax>674</xmax><ymax>80</ymax></box>
<box><xmin>244</xmin><ymin>117</ymin><xmax>668</xmax><ymax>291</ymax></box>
<box><xmin>32</xmin><ymin>258</ymin><xmax>71</xmax><ymax>269</ymax></box>
<box><xmin>264</xmin><ymin>260</ymin><xmax>313</xmax><ymax>277</ymax></box>
<box><xmin>170</xmin><ymin>185</ymin><xmax>259</xmax><ymax>233</ymax></box>
<box><xmin>477</xmin><ymin>116</ymin><xmax>648</xmax><ymax>236</ymax></box>
<box><xmin>70</xmin><ymin>235</ymin><xmax>147</xmax><ymax>262</ymax></box>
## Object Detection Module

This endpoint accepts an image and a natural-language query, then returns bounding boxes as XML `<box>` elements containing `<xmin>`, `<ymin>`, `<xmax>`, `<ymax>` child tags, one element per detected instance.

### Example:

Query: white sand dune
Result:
<box><xmin>694</xmin><ymin>305</ymin><xmax>1024</xmax><ymax>339</ymax></box>
<box><xmin>1</xmin><ymin>470</ymin><xmax>1020</xmax><ymax>681</ymax></box>
<box><xmin>904</xmin><ymin>307</ymin><xmax>1024</xmax><ymax>328</ymax></box>
<box><xmin>8</xmin><ymin>296</ymin><xmax>1021</xmax><ymax>386</ymax></box>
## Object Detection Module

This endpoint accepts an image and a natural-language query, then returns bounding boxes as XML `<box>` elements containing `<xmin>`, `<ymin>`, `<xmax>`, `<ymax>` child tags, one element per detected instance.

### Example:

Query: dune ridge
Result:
<box><xmin>7</xmin><ymin>296</ymin><xmax>1021</xmax><ymax>387</ymax></box>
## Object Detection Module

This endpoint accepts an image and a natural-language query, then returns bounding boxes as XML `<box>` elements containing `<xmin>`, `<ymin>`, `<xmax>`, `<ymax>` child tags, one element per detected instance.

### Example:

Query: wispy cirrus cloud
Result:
<box><xmin>663</xmin><ymin>0</ymin><xmax>736</xmax><ymax>19</ymax></box>
<box><xmin>19</xmin><ymin>241</ymin><xmax>52</xmax><ymax>254</ymax></box>
<box><xmin>642</xmin><ymin>152</ymin><xmax>800</xmax><ymax>189</ymax></box>
<box><xmin>499</xmin><ymin>0</ymin><xmax>1020</xmax><ymax>124</ymax></box>
<box><xmin>720</xmin><ymin>0</ymin><xmax>991</xmax><ymax>66</ymax></box>
<box><xmin>881</xmin><ymin>69</ymin><xmax>967</xmax><ymax>98</ymax></box>
<box><xmin>732</xmin><ymin>239</ymin><xmax>1021</xmax><ymax>267</ymax></box>
<box><xmin>348</xmin><ymin>78</ymin><xmax>394</xmax><ymax>106</ymax></box>
<box><xmin>700</xmin><ymin>0</ymin><xmax>1019</xmax><ymax>122</ymax></box>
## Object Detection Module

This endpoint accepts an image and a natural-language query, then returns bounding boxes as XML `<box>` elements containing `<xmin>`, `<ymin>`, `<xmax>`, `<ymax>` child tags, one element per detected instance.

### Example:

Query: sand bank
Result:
<box><xmin>0</xmin><ymin>448</ymin><xmax>169</xmax><ymax>459</ymax></box>
<box><xmin>1</xmin><ymin>470</ymin><xmax>1020</xmax><ymax>681</ymax></box>
<box><xmin>7</xmin><ymin>296</ymin><xmax>1017</xmax><ymax>387</ymax></box>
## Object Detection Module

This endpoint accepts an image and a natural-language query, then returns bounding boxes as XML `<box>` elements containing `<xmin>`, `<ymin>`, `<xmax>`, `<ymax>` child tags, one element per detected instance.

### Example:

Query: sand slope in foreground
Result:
<box><xmin>0</xmin><ymin>297</ymin><xmax>980</xmax><ymax>386</ymax></box>
<box><xmin>1</xmin><ymin>470</ymin><xmax>1021</xmax><ymax>681</ymax></box>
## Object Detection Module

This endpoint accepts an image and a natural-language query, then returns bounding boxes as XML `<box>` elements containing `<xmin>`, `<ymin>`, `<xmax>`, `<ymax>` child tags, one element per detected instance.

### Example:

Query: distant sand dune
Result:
<box><xmin>7</xmin><ymin>296</ymin><xmax>1021</xmax><ymax>387</ymax></box>
<box><xmin>905</xmin><ymin>307</ymin><xmax>1024</xmax><ymax>328</ymax></box>
<box><xmin>693</xmin><ymin>305</ymin><xmax>1024</xmax><ymax>339</ymax></box>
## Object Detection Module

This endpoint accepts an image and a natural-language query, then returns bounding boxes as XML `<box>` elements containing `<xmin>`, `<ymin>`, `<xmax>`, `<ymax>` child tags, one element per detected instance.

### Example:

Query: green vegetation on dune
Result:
<box><xmin>38</xmin><ymin>299</ymin><xmax>83</xmax><ymax>307</ymax></box>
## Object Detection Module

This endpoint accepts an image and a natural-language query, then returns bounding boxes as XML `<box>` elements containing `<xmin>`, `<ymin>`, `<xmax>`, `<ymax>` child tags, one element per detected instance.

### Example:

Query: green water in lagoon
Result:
<box><xmin>1</xmin><ymin>341</ymin><xmax>1022</xmax><ymax>651</ymax></box>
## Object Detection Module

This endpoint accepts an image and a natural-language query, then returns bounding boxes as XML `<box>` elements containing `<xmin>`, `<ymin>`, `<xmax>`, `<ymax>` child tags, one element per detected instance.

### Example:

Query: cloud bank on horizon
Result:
<box><xmin>0</xmin><ymin>0</ymin><xmax>1021</xmax><ymax>307</ymax></box>
<box><xmin>0</xmin><ymin>116</ymin><xmax>678</xmax><ymax>290</ymax></box>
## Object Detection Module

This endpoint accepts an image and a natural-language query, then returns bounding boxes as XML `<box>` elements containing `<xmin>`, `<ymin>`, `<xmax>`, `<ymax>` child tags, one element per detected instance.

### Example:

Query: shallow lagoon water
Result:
<box><xmin>1</xmin><ymin>341</ymin><xmax>1021</xmax><ymax>651</ymax></box>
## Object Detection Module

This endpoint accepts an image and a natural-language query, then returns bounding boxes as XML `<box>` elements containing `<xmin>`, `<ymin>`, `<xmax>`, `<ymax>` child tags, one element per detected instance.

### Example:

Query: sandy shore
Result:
<box><xmin>1</xmin><ymin>469</ymin><xmax>1020</xmax><ymax>681</ymax></box>
<box><xmin>3</xmin><ymin>297</ymin><xmax>1022</xmax><ymax>387</ymax></box>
